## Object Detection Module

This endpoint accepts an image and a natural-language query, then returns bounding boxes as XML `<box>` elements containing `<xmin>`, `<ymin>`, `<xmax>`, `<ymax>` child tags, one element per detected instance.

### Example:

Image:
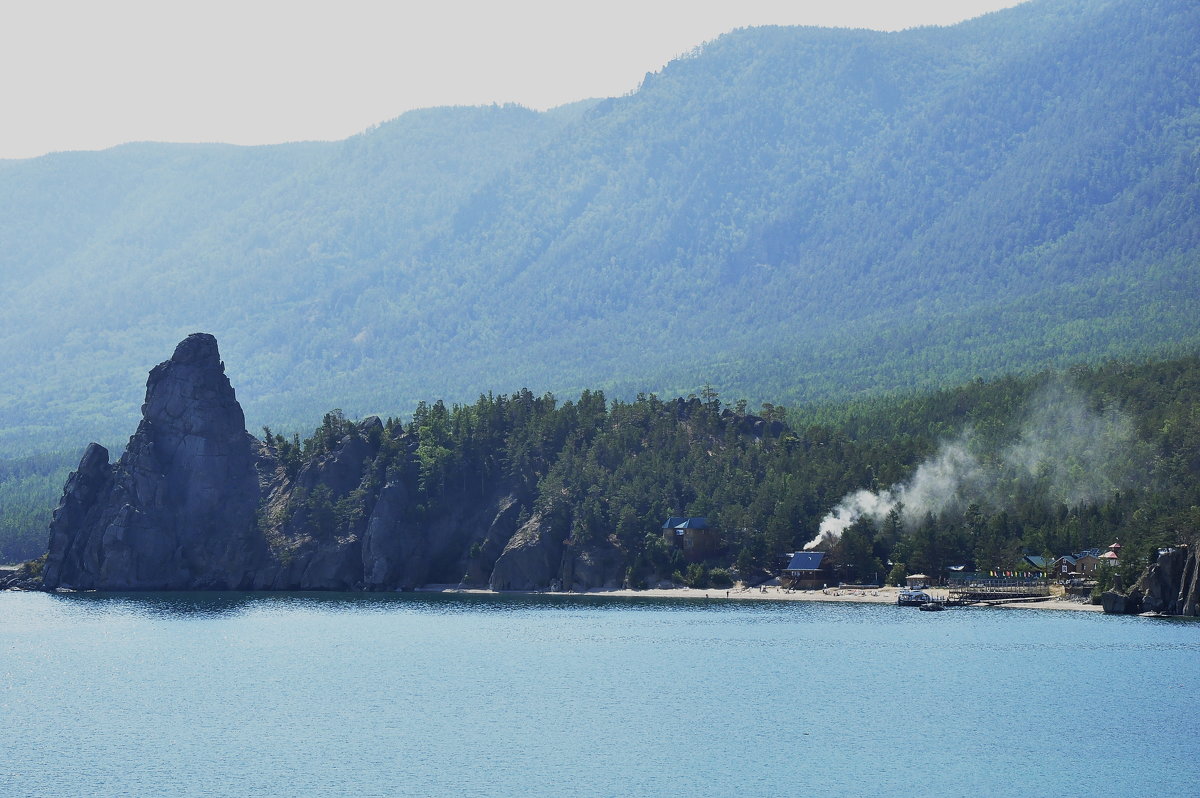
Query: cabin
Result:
<box><xmin>1050</xmin><ymin>555</ymin><xmax>1078</xmax><ymax>578</ymax></box>
<box><xmin>781</xmin><ymin>551</ymin><xmax>831</xmax><ymax>589</ymax></box>
<box><xmin>1074</xmin><ymin>550</ymin><xmax>1101</xmax><ymax>576</ymax></box>
<box><xmin>662</xmin><ymin>517</ymin><xmax>718</xmax><ymax>561</ymax></box>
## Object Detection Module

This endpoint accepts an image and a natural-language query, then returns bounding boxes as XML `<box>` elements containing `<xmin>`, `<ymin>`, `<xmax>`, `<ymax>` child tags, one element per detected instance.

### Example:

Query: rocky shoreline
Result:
<box><xmin>1100</xmin><ymin>542</ymin><xmax>1200</xmax><ymax>617</ymax></box>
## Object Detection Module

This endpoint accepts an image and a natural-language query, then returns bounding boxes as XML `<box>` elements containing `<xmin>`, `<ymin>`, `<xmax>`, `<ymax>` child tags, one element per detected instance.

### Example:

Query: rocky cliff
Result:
<box><xmin>1101</xmin><ymin>541</ymin><xmax>1200</xmax><ymax>616</ymax></box>
<box><xmin>40</xmin><ymin>334</ymin><xmax>629</xmax><ymax>592</ymax></box>
<box><xmin>43</xmin><ymin>334</ymin><xmax>268</xmax><ymax>589</ymax></box>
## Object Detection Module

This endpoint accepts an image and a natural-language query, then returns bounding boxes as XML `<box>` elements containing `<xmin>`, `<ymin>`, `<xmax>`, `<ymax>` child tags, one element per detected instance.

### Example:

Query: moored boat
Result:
<box><xmin>897</xmin><ymin>589</ymin><xmax>933</xmax><ymax>607</ymax></box>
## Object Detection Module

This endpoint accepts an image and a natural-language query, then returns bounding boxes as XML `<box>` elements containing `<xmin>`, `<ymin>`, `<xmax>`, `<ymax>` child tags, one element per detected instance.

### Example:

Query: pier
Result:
<box><xmin>947</xmin><ymin>577</ymin><xmax>1051</xmax><ymax>605</ymax></box>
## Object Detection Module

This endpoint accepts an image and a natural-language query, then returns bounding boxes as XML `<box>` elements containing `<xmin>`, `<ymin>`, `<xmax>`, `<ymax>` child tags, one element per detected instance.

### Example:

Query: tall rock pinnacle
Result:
<box><xmin>43</xmin><ymin>333</ymin><xmax>267</xmax><ymax>589</ymax></box>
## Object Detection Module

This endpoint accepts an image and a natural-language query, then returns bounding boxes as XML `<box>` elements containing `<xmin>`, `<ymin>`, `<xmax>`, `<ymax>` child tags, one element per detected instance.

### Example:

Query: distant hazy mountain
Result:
<box><xmin>1</xmin><ymin>0</ymin><xmax>1197</xmax><ymax>454</ymax></box>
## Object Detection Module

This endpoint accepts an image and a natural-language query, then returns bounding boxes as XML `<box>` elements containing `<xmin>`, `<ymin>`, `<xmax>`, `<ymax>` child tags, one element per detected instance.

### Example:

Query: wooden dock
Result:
<box><xmin>948</xmin><ymin>579</ymin><xmax>1051</xmax><ymax>606</ymax></box>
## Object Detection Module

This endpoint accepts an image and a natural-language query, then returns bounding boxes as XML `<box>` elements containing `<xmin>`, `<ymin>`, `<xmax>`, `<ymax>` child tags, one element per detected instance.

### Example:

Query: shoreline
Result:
<box><xmin>420</xmin><ymin>583</ymin><xmax>1104</xmax><ymax>612</ymax></box>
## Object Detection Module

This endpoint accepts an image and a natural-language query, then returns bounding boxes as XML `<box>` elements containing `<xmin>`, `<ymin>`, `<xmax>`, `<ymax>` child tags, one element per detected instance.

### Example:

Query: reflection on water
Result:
<box><xmin>46</xmin><ymin>588</ymin><xmax>780</xmax><ymax>618</ymax></box>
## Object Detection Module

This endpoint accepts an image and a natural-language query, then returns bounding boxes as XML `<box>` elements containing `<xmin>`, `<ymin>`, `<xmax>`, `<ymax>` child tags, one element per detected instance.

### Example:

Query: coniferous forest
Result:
<box><xmin>12</xmin><ymin>354</ymin><xmax>1195</xmax><ymax>588</ymax></box>
<box><xmin>2</xmin><ymin>0</ymin><xmax>1199</xmax><ymax>574</ymax></box>
<box><xmin>234</xmin><ymin>354</ymin><xmax>1200</xmax><ymax>589</ymax></box>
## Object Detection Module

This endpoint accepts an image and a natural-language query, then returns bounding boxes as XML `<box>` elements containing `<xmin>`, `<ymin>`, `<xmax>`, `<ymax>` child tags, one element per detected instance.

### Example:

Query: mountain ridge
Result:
<box><xmin>1</xmin><ymin>0</ymin><xmax>1198</xmax><ymax>456</ymax></box>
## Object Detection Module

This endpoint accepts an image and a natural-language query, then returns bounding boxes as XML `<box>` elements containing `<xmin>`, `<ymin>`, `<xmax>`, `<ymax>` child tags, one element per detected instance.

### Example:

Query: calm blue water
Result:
<box><xmin>3</xmin><ymin>591</ymin><xmax>1198</xmax><ymax>798</ymax></box>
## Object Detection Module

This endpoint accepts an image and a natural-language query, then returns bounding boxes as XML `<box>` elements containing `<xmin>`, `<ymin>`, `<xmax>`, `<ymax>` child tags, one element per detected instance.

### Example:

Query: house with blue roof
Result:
<box><xmin>662</xmin><ymin>517</ymin><xmax>718</xmax><ymax>561</ymax></box>
<box><xmin>781</xmin><ymin>550</ymin><xmax>832</xmax><ymax>589</ymax></box>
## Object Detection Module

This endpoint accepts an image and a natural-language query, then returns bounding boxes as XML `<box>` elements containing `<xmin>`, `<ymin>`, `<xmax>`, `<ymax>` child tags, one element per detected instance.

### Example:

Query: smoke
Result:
<box><xmin>804</xmin><ymin>381</ymin><xmax>1151</xmax><ymax>550</ymax></box>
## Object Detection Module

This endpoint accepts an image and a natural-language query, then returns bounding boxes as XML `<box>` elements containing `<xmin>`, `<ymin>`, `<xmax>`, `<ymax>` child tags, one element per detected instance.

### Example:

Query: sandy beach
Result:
<box><xmin>422</xmin><ymin>583</ymin><xmax>1104</xmax><ymax>611</ymax></box>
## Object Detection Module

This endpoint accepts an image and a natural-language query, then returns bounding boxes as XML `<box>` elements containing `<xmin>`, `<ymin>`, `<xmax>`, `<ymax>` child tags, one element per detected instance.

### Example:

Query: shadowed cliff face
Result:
<box><xmin>41</xmin><ymin>333</ymin><xmax>628</xmax><ymax>592</ymax></box>
<box><xmin>43</xmin><ymin>333</ymin><xmax>268</xmax><ymax>589</ymax></box>
<box><xmin>1102</xmin><ymin>541</ymin><xmax>1200</xmax><ymax>617</ymax></box>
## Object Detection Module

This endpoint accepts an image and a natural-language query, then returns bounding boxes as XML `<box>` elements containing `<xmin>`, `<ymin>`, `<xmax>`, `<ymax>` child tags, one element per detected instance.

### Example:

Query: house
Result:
<box><xmin>1073</xmin><ymin>549</ymin><xmax>1102</xmax><ymax>576</ymax></box>
<box><xmin>781</xmin><ymin>551</ymin><xmax>831</xmax><ymax>589</ymax></box>
<box><xmin>1050</xmin><ymin>555</ymin><xmax>1078</xmax><ymax>578</ymax></box>
<box><xmin>1099</xmin><ymin>541</ymin><xmax>1122</xmax><ymax>567</ymax></box>
<box><xmin>662</xmin><ymin>517</ymin><xmax>718</xmax><ymax>561</ymax></box>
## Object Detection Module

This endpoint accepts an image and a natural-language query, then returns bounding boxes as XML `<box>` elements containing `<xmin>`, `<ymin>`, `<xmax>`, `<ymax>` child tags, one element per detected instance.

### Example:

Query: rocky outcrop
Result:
<box><xmin>1103</xmin><ymin>541</ymin><xmax>1200</xmax><ymax>616</ymax></box>
<box><xmin>40</xmin><ymin>333</ymin><xmax>630</xmax><ymax>593</ymax></box>
<box><xmin>1100</xmin><ymin>588</ymin><xmax>1141</xmax><ymax>615</ymax></box>
<box><xmin>489</xmin><ymin>513</ymin><xmax>565</xmax><ymax>590</ymax></box>
<box><xmin>460</xmin><ymin>495</ymin><xmax>525</xmax><ymax>587</ymax></box>
<box><xmin>258</xmin><ymin>417</ymin><xmax>384</xmax><ymax>590</ymax></box>
<box><xmin>43</xmin><ymin>334</ymin><xmax>268</xmax><ymax>590</ymax></box>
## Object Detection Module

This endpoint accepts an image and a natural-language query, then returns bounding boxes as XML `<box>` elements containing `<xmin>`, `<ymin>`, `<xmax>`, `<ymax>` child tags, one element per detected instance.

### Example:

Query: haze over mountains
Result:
<box><xmin>1</xmin><ymin>0</ymin><xmax>1197</xmax><ymax>456</ymax></box>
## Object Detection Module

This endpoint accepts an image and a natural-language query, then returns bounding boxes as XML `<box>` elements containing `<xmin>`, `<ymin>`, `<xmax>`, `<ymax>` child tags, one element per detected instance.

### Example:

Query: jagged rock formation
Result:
<box><xmin>1102</xmin><ymin>541</ymin><xmax>1200</xmax><ymax>616</ymax></box>
<box><xmin>41</xmin><ymin>334</ymin><xmax>631</xmax><ymax>592</ymax></box>
<box><xmin>43</xmin><ymin>334</ymin><xmax>268</xmax><ymax>589</ymax></box>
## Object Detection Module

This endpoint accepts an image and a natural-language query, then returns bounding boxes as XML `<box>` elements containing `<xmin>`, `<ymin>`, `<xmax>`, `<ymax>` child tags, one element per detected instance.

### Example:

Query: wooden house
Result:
<box><xmin>1050</xmin><ymin>555</ymin><xmax>1078</xmax><ymax>578</ymax></box>
<box><xmin>1074</xmin><ymin>549</ymin><xmax>1101</xmax><ymax>576</ymax></box>
<box><xmin>662</xmin><ymin>517</ymin><xmax>718</xmax><ymax>561</ymax></box>
<box><xmin>782</xmin><ymin>551</ymin><xmax>831</xmax><ymax>589</ymax></box>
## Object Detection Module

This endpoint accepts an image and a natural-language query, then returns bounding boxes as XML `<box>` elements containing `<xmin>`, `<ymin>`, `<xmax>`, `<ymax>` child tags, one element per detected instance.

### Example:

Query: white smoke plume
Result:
<box><xmin>805</xmin><ymin>440</ymin><xmax>984</xmax><ymax>549</ymax></box>
<box><xmin>804</xmin><ymin>381</ymin><xmax>1150</xmax><ymax>550</ymax></box>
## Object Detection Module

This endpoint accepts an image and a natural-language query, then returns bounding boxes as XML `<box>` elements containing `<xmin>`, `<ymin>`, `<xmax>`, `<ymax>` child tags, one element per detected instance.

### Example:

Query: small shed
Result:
<box><xmin>782</xmin><ymin>551</ymin><xmax>830</xmax><ymax>589</ymax></box>
<box><xmin>662</xmin><ymin>517</ymin><xmax>718</xmax><ymax>561</ymax></box>
<box><xmin>906</xmin><ymin>573</ymin><xmax>929</xmax><ymax>588</ymax></box>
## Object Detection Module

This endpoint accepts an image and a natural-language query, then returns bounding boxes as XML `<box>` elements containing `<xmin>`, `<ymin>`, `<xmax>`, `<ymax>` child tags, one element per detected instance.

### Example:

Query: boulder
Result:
<box><xmin>1101</xmin><ymin>587</ymin><xmax>1144</xmax><ymax>615</ymax></box>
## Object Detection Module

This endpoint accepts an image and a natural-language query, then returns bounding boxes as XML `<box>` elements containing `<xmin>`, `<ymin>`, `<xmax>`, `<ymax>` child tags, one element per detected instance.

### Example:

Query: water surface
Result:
<box><xmin>3</xmin><ymin>591</ymin><xmax>1197</xmax><ymax>797</ymax></box>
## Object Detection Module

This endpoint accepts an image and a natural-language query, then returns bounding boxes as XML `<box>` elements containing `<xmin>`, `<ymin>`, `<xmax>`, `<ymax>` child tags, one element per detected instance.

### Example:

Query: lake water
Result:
<box><xmin>2</xmin><ymin>591</ymin><xmax>1198</xmax><ymax>797</ymax></box>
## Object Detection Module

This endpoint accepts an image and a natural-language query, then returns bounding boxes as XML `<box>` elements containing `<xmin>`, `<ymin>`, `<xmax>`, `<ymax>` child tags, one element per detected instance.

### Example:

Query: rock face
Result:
<box><xmin>41</xmin><ymin>333</ymin><xmax>631</xmax><ymax>592</ymax></box>
<box><xmin>43</xmin><ymin>334</ymin><xmax>268</xmax><ymax>589</ymax></box>
<box><xmin>1104</xmin><ymin>541</ymin><xmax>1200</xmax><ymax>616</ymax></box>
<box><xmin>489</xmin><ymin>513</ymin><xmax>565</xmax><ymax>591</ymax></box>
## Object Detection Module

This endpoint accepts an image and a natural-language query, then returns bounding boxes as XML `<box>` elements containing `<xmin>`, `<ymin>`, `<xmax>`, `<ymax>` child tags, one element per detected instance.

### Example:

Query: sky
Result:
<box><xmin>1</xmin><ymin>0</ymin><xmax>1025</xmax><ymax>160</ymax></box>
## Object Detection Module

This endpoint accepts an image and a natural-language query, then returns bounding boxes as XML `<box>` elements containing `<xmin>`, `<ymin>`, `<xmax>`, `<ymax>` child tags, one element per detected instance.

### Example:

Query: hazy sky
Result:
<box><xmin>1</xmin><ymin>0</ymin><xmax>1024</xmax><ymax>160</ymax></box>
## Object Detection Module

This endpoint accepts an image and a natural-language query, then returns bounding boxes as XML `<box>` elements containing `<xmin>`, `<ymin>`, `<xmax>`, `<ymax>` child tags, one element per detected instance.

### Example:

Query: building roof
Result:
<box><xmin>1101</xmin><ymin>550</ymin><xmax>1119</xmax><ymax>560</ymax></box>
<box><xmin>785</xmin><ymin>551</ymin><xmax>826</xmax><ymax>572</ymax></box>
<box><xmin>1024</xmin><ymin>555</ymin><xmax>1048</xmax><ymax>569</ymax></box>
<box><xmin>662</xmin><ymin>516</ymin><xmax>708</xmax><ymax>530</ymax></box>
<box><xmin>1053</xmin><ymin>555</ymin><xmax>1078</xmax><ymax>565</ymax></box>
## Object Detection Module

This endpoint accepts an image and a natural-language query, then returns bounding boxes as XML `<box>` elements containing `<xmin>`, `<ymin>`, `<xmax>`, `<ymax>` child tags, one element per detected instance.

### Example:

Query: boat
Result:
<box><xmin>897</xmin><ymin>589</ymin><xmax>933</xmax><ymax>607</ymax></box>
<box><xmin>918</xmin><ymin>600</ymin><xmax>945</xmax><ymax>611</ymax></box>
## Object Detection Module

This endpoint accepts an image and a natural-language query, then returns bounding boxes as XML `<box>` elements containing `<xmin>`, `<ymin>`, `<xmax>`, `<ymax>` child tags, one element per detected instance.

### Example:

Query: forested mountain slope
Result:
<box><xmin>1</xmin><ymin>0</ymin><xmax>1198</xmax><ymax>458</ymax></box>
